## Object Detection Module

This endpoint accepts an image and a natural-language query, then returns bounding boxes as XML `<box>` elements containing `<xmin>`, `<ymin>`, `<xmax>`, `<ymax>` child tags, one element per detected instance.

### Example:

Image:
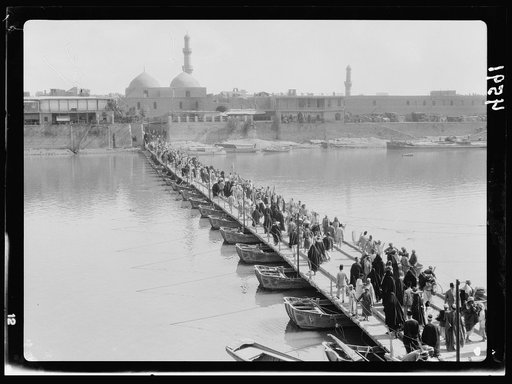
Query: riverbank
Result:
<box><xmin>23</xmin><ymin>147</ymin><xmax>141</xmax><ymax>157</ymax></box>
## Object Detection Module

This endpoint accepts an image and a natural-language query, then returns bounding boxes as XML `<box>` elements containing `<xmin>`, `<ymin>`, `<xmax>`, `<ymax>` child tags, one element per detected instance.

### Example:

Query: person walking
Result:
<box><xmin>359</xmin><ymin>287</ymin><xmax>373</xmax><ymax>321</ymax></box>
<box><xmin>444</xmin><ymin>282</ymin><xmax>456</xmax><ymax>309</ymax></box>
<box><xmin>422</xmin><ymin>314</ymin><xmax>441</xmax><ymax>357</ymax></box>
<box><xmin>350</xmin><ymin>257</ymin><xmax>363</xmax><ymax>287</ymax></box>
<box><xmin>336</xmin><ymin>264</ymin><xmax>349</xmax><ymax>302</ymax></box>
<box><xmin>403</xmin><ymin>310</ymin><xmax>421</xmax><ymax>353</ymax></box>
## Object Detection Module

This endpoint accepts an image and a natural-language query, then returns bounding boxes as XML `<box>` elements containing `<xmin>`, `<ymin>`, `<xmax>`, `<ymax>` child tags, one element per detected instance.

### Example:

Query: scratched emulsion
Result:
<box><xmin>23</xmin><ymin>148</ymin><xmax>486</xmax><ymax>361</ymax></box>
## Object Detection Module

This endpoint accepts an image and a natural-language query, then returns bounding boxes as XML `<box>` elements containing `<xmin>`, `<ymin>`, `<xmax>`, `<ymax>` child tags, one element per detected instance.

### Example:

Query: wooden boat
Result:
<box><xmin>198</xmin><ymin>204</ymin><xmax>224</xmax><ymax>218</ymax></box>
<box><xmin>225</xmin><ymin>339</ymin><xmax>302</xmax><ymax>362</ymax></box>
<box><xmin>215</xmin><ymin>143</ymin><xmax>258</xmax><ymax>153</ymax></box>
<box><xmin>262</xmin><ymin>145</ymin><xmax>290</xmax><ymax>153</ymax></box>
<box><xmin>180</xmin><ymin>188</ymin><xmax>205</xmax><ymax>201</ymax></box>
<box><xmin>283</xmin><ymin>296</ymin><xmax>353</xmax><ymax>329</ymax></box>
<box><xmin>185</xmin><ymin>145</ymin><xmax>227</xmax><ymax>156</ymax></box>
<box><xmin>220</xmin><ymin>227</ymin><xmax>260</xmax><ymax>244</ymax></box>
<box><xmin>254</xmin><ymin>265</ymin><xmax>310</xmax><ymax>290</ymax></box>
<box><xmin>235</xmin><ymin>243</ymin><xmax>282</xmax><ymax>263</ymax></box>
<box><xmin>189</xmin><ymin>196</ymin><xmax>210</xmax><ymax>209</ymax></box>
<box><xmin>323</xmin><ymin>334</ymin><xmax>386</xmax><ymax>362</ymax></box>
<box><xmin>175</xmin><ymin>183</ymin><xmax>196</xmax><ymax>193</ymax></box>
<box><xmin>208</xmin><ymin>215</ymin><xmax>241</xmax><ymax>230</ymax></box>
<box><xmin>387</xmin><ymin>140</ymin><xmax>487</xmax><ymax>150</ymax></box>
<box><xmin>323</xmin><ymin>334</ymin><xmax>368</xmax><ymax>362</ymax></box>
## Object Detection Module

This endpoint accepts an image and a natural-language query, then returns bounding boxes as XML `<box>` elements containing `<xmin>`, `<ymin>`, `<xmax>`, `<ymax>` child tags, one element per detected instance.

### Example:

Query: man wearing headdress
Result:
<box><xmin>269</xmin><ymin>219</ymin><xmax>282</xmax><ymax>246</ymax></box>
<box><xmin>411</xmin><ymin>287</ymin><xmax>426</xmax><ymax>327</ymax></box>
<box><xmin>372</xmin><ymin>253</ymin><xmax>385</xmax><ymax>284</ymax></box>
<box><xmin>462</xmin><ymin>296</ymin><xmax>480</xmax><ymax>342</ymax></box>
<box><xmin>380</xmin><ymin>268</ymin><xmax>396</xmax><ymax>307</ymax></box>
<box><xmin>403</xmin><ymin>310</ymin><xmax>421</xmax><ymax>353</ymax></box>
<box><xmin>350</xmin><ymin>257</ymin><xmax>363</xmax><ymax>287</ymax></box>
<box><xmin>384</xmin><ymin>292</ymin><xmax>405</xmax><ymax>336</ymax></box>
<box><xmin>422</xmin><ymin>315</ymin><xmax>441</xmax><ymax>357</ymax></box>
<box><xmin>307</xmin><ymin>236</ymin><xmax>323</xmax><ymax>276</ymax></box>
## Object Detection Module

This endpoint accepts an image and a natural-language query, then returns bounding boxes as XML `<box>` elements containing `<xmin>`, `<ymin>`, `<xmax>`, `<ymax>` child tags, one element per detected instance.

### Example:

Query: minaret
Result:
<box><xmin>344</xmin><ymin>65</ymin><xmax>352</xmax><ymax>97</ymax></box>
<box><xmin>182</xmin><ymin>33</ymin><xmax>193</xmax><ymax>74</ymax></box>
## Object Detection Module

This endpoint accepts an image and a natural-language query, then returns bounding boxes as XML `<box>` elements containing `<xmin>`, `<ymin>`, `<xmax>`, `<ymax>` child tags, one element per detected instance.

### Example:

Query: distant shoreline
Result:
<box><xmin>23</xmin><ymin>147</ymin><xmax>141</xmax><ymax>156</ymax></box>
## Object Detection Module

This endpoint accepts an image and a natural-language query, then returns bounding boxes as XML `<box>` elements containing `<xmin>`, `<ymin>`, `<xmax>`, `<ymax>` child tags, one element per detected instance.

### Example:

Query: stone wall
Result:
<box><xmin>163</xmin><ymin>120</ymin><xmax>486</xmax><ymax>143</ymax></box>
<box><xmin>24</xmin><ymin>123</ymin><xmax>137</xmax><ymax>151</ymax></box>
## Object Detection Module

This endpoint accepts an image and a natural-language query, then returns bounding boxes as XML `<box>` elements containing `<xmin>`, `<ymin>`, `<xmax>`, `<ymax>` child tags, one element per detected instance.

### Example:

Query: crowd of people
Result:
<box><xmin>146</xmin><ymin>133</ymin><xmax>486</xmax><ymax>358</ymax></box>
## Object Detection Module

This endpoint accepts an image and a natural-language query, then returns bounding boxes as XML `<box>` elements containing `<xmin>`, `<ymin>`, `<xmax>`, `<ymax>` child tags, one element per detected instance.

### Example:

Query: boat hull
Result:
<box><xmin>198</xmin><ymin>204</ymin><xmax>224</xmax><ymax>218</ymax></box>
<box><xmin>235</xmin><ymin>243</ymin><xmax>282</xmax><ymax>263</ymax></box>
<box><xmin>387</xmin><ymin>141</ymin><xmax>487</xmax><ymax>150</ymax></box>
<box><xmin>284</xmin><ymin>297</ymin><xmax>353</xmax><ymax>329</ymax></box>
<box><xmin>220</xmin><ymin>227</ymin><xmax>260</xmax><ymax>244</ymax></box>
<box><xmin>181</xmin><ymin>189</ymin><xmax>204</xmax><ymax>201</ymax></box>
<box><xmin>225</xmin><ymin>339</ymin><xmax>302</xmax><ymax>362</ymax></box>
<box><xmin>208</xmin><ymin>215</ymin><xmax>241</xmax><ymax>230</ymax></box>
<box><xmin>254</xmin><ymin>265</ymin><xmax>310</xmax><ymax>290</ymax></box>
<box><xmin>189</xmin><ymin>197</ymin><xmax>210</xmax><ymax>209</ymax></box>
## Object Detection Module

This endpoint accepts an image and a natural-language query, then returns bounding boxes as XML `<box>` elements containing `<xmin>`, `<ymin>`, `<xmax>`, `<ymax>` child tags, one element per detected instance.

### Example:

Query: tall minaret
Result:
<box><xmin>182</xmin><ymin>33</ymin><xmax>193</xmax><ymax>74</ymax></box>
<box><xmin>344</xmin><ymin>65</ymin><xmax>352</xmax><ymax>97</ymax></box>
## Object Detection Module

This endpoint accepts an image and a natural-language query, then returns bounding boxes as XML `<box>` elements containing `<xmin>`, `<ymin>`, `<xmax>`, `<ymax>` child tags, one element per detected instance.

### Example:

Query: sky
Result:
<box><xmin>23</xmin><ymin>20</ymin><xmax>487</xmax><ymax>97</ymax></box>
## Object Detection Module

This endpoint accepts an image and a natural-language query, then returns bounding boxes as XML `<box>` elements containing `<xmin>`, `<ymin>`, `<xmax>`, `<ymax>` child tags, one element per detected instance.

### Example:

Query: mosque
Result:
<box><xmin>123</xmin><ymin>34</ymin><xmax>486</xmax><ymax>124</ymax></box>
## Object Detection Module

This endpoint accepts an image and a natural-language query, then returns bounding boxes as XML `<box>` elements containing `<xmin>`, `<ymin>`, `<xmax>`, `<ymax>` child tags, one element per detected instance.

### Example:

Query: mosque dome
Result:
<box><xmin>127</xmin><ymin>71</ymin><xmax>160</xmax><ymax>90</ymax></box>
<box><xmin>170</xmin><ymin>71</ymin><xmax>201</xmax><ymax>88</ymax></box>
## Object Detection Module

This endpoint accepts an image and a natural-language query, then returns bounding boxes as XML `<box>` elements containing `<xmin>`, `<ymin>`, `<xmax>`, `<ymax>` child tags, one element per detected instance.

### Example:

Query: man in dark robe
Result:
<box><xmin>380</xmin><ymin>269</ymin><xmax>396</xmax><ymax>307</ymax></box>
<box><xmin>251</xmin><ymin>206</ymin><xmax>261</xmax><ymax>227</ymax></box>
<box><xmin>403</xmin><ymin>269</ymin><xmax>418</xmax><ymax>289</ymax></box>
<box><xmin>372</xmin><ymin>253</ymin><xmax>385</xmax><ymax>283</ymax></box>
<box><xmin>384</xmin><ymin>292</ymin><xmax>405</xmax><ymax>335</ymax></box>
<box><xmin>269</xmin><ymin>220</ymin><xmax>282</xmax><ymax>246</ymax></box>
<box><xmin>394</xmin><ymin>274</ymin><xmax>405</xmax><ymax>306</ymax></box>
<box><xmin>387</xmin><ymin>254</ymin><xmax>400</xmax><ymax>280</ymax></box>
<box><xmin>403</xmin><ymin>310</ymin><xmax>421</xmax><ymax>353</ymax></box>
<box><xmin>307</xmin><ymin>240</ymin><xmax>322</xmax><ymax>275</ymax></box>
<box><xmin>350</xmin><ymin>257</ymin><xmax>363</xmax><ymax>287</ymax></box>
<box><xmin>211</xmin><ymin>182</ymin><xmax>220</xmax><ymax>197</ymax></box>
<box><xmin>411</xmin><ymin>288</ymin><xmax>426</xmax><ymax>327</ymax></box>
<box><xmin>367</xmin><ymin>268</ymin><xmax>382</xmax><ymax>302</ymax></box>
<box><xmin>263</xmin><ymin>207</ymin><xmax>272</xmax><ymax>234</ymax></box>
<box><xmin>462</xmin><ymin>297</ymin><xmax>480</xmax><ymax>342</ymax></box>
<box><xmin>421</xmin><ymin>314</ymin><xmax>441</xmax><ymax>357</ymax></box>
<box><xmin>275</xmin><ymin>209</ymin><xmax>285</xmax><ymax>231</ymax></box>
<box><xmin>314</xmin><ymin>236</ymin><xmax>327</xmax><ymax>263</ymax></box>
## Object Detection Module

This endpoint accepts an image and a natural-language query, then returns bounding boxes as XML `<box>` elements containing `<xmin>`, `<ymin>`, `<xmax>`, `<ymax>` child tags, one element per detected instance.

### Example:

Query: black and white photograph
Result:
<box><xmin>5</xmin><ymin>6</ymin><xmax>507</xmax><ymax>376</ymax></box>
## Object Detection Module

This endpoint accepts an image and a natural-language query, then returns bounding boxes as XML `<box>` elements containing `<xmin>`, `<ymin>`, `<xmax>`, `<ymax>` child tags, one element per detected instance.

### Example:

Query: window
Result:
<box><xmin>335</xmin><ymin>113</ymin><xmax>341</xmax><ymax>120</ymax></box>
<box><xmin>373</xmin><ymin>100</ymin><xmax>377</xmax><ymax>106</ymax></box>
<box><xmin>153</xmin><ymin>102</ymin><xmax>157</xmax><ymax>110</ymax></box>
<box><xmin>143</xmin><ymin>90</ymin><xmax>149</xmax><ymax>98</ymax></box>
<box><xmin>186</xmin><ymin>91</ymin><xmax>190</xmax><ymax>97</ymax></box>
<box><xmin>195</xmin><ymin>101</ymin><xmax>199</xmax><ymax>110</ymax></box>
<box><xmin>423</xmin><ymin>100</ymin><xmax>426</xmax><ymax>106</ymax></box>
<box><xmin>137</xmin><ymin>102</ymin><xmax>140</xmax><ymax>110</ymax></box>
<box><xmin>432</xmin><ymin>100</ymin><xmax>436</xmax><ymax>106</ymax></box>
<box><xmin>337</xmin><ymin>99</ymin><xmax>341</xmax><ymax>106</ymax></box>
<box><xmin>327</xmin><ymin>99</ymin><xmax>331</xmax><ymax>107</ymax></box>
<box><xmin>450</xmin><ymin>100</ymin><xmax>454</xmax><ymax>106</ymax></box>
<box><xmin>179</xmin><ymin>101</ymin><xmax>183</xmax><ymax>109</ymax></box>
<box><xmin>406</xmin><ymin>100</ymin><xmax>410</xmax><ymax>106</ymax></box>
<box><xmin>44</xmin><ymin>116</ymin><xmax>48</xmax><ymax>122</ymax></box>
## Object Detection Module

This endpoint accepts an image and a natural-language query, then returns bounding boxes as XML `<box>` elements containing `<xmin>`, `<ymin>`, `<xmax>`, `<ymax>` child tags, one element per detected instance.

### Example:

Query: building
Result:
<box><xmin>122</xmin><ymin>34</ymin><xmax>486</xmax><ymax>125</ymax></box>
<box><xmin>24</xmin><ymin>95</ymin><xmax>114</xmax><ymax>125</ymax></box>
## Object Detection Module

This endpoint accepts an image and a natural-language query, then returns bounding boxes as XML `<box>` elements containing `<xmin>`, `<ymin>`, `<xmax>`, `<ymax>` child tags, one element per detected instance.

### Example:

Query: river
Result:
<box><xmin>23</xmin><ymin>147</ymin><xmax>486</xmax><ymax>363</ymax></box>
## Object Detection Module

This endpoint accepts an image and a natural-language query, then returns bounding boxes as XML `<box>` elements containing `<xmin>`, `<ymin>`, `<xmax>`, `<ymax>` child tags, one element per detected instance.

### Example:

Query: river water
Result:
<box><xmin>23</xmin><ymin>147</ymin><xmax>486</xmax><ymax>364</ymax></box>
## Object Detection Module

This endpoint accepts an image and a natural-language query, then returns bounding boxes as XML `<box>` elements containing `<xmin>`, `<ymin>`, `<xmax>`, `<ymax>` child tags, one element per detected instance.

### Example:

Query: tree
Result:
<box><xmin>216</xmin><ymin>105</ymin><xmax>228</xmax><ymax>112</ymax></box>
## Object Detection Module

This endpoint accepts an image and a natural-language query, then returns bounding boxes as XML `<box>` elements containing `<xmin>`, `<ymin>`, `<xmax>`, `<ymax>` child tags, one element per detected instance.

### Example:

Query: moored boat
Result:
<box><xmin>225</xmin><ymin>339</ymin><xmax>302</xmax><ymax>362</ymax></box>
<box><xmin>235</xmin><ymin>243</ymin><xmax>282</xmax><ymax>263</ymax></box>
<box><xmin>387</xmin><ymin>140</ymin><xmax>487</xmax><ymax>150</ymax></box>
<box><xmin>198</xmin><ymin>204</ymin><xmax>224</xmax><ymax>218</ymax></box>
<box><xmin>323</xmin><ymin>334</ymin><xmax>386</xmax><ymax>362</ymax></box>
<box><xmin>283</xmin><ymin>296</ymin><xmax>353</xmax><ymax>329</ymax></box>
<box><xmin>215</xmin><ymin>143</ymin><xmax>258</xmax><ymax>153</ymax></box>
<box><xmin>180</xmin><ymin>188</ymin><xmax>205</xmax><ymax>201</ymax></box>
<box><xmin>262</xmin><ymin>145</ymin><xmax>291</xmax><ymax>153</ymax></box>
<box><xmin>189</xmin><ymin>196</ymin><xmax>211</xmax><ymax>209</ymax></box>
<box><xmin>208</xmin><ymin>215</ymin><xmax>241</xmax><ymax>230</ymax></box>
<box><xmin>220</xmin><ymin>227</ymin><xmax>260</xmax><ymax>244</ymax></box>
<box><xmin>254</xmin><ymin>265</ymin><xmax>310</xmax><ymax>290</ymax></box>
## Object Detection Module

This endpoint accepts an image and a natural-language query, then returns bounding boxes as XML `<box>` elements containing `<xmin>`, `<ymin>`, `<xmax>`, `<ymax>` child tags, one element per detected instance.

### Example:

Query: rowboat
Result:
<box><xmin>189</xmin><ymin>196</ymin><xmax>211</xmax><ymax>209</ymax></box>
<box><xmin>198</xmin><ymin>204</ymin><xmax>224</xmax><ymax>218</ymax></box>
<box><xmin>180</xmin><ymin>188</ymin><xmax>204</xmax><ymax>201</ymax></box>
<box><xmin>283</xmin><ymin>296</ymin><xmax>353</xmax><ymax>329</ymax></box>
<box><xmin>386</xmin><ymin>140</ymin><xmax>487</xmax><ymax>150</ymax></box>
<box><xmin>175</xmin><ymin>183</ymin><xmax>196</xmax><ymax>193</ymax></box>
<box><xmin>215</xmin><ymin>143</ymin><xmax>259</xmax><ymax>153</ymax></box>
<box><xmin>235</xmin><ymin>243</ymin><xmax>282</xmax><ymax>263</ymax></box>
<box><xmin>323</xmin><ymin>334</ymin><xmax>386</xmax><ymax>362</ymax></box>
<box><xmin>254</xmin><ymin>265</ymin><xmax>310</xmax><ymax>290</ymax></box>
<box><xmin>225</xmin><ymin>339</ymin><xmax>302</xmax><ymax>362</ymax></box>
<box><xmin>262</xmin><ymin>145</ymin><xmax>290</xmax><ymax>153</ymax></box>
<box><xmin>208</xmin><ymin>215</ymin><xmax>241</xmax><ymax>230</ymax></box>
<box><xmin>220</xmin><ymin>227</ymin><xmax>260</xmax><ymax>244</ymax></box>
